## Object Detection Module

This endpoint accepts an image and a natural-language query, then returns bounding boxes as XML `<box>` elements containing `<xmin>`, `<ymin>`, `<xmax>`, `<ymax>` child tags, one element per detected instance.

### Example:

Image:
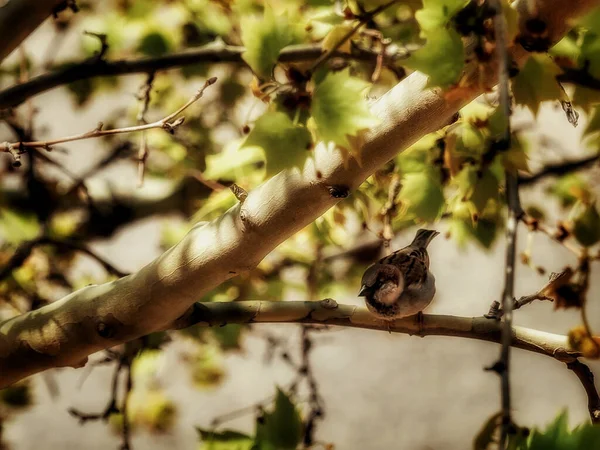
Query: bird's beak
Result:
<box><xmin>358</xmin><ymin>285</ymin><xmax>368</xmax><ymax>297</ymax></box>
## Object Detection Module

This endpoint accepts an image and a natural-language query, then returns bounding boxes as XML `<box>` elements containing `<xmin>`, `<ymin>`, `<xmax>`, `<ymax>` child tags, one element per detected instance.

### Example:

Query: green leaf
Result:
<box><xmin>397</xmin><ymin>170</ymin><xmax>445</xmax><ymax>222</ymax></box>
<box><xmin>512</xmin><ymin>54</ymin><xmax>563</xmax><ymax>115</ymax></box>
<box><xmin>455</xmin><ymin>167</ymin><xmax>499</xmax><ymax>214</ymax></box>
<box><xmin>584</xmin><ymin>104</ymin><xmax>600</xmax><ymax>138</ymax></box>
<box><xmin>550</xmin><ymin>35</ymin><xmax>581</xmax><ymax>66</ymax></box>
<box><xmin>204</xmin><ymin>143</ymin><xmax>264</xmax><ymax>181</ymax></box>
<box><xmin>0</xmin><ymin>208</ymin><xmax>40</xmax><ymax>245</ymax></box>
<box><xmin>190</xmin><ymin>345</ymin><xmax>225</xmax><ymax>388</ymax></box>
<box><xmin>460</xmin><ymin>101</ymin><xmax>494</xmax><ymax>125</ymax></box>
<box><xmin>569</xmin><ymin>200</ymin><xmax>600</xmax><ymax>247</ymax></box>
<box><xmin>473</xmin><ymin>412</ymin><xmax>501</xmax><ymax>450</ymax></box>
<box><xmin>193</xmin><ymin>190</ymin><xmax>238</xmax><ymax>223</ymax></box>
<box><xmin>523</xmin><ymin>410</ymin><xmax>600</xmax><ymax>450</ymax></box>
<box><xmin>67</xmin><ymin>77</ymin><xmax>97</xmax><ymax>107</ymax></box>
<box><xmin>310</xmin><ymin>69</ymin><xmax>379</xmax><ymax>151</ymax></box>
<box><xmin>547</xmin><ymin>174</ymin><xmax>590</xmax><ymax>208</ymax></box>
<box><xmin>404</xmin><ymin>28</ymin><xmax>464</xmax><ymax>88</ymax></box>
<box><xmin>415</xmin><ymin>0</ymin><xmax>470</xmax><ymax>31</ymax></box>
<box><xmin>450</xmin><ymin>199</ymin><xmax>502</xmax><ymax>249</ymax></box>
<box><xmin>455</xmin><ymin>123</ymin><xmax>486</xmax><ymax>155</ymax></box>
<box><xmin>580</xmin><ymin>32</ymin><xmax>600</xmax><ymax>80</ymax></box>
<box><xmin>241</xmin><ymin>6</ymin><xmax>302</xmax><ymax>78</ymax></box>
<box><xmin>197</xmin><ymin>428</ymin><xmax>254</xmax><ymax>450</ymax></box>
<box><xmin>212</xmin><ymin>325</ymin><xmax>244</xmax><ymax>351</ymax></box>
<box><xmin>572</xmin><ymin>85</ymin><xmax>600</xmax><ymax>113</ymax></box>
<box><xmin>254</xmin><ymin>388</ymin><xmax>302</xmax><ymax>450</ymax></box>
<box><xmin>243</xmin><ymin>111</ymin><xmax>313</xmax><ymax>177</ymax></box>
<box><xmin>502</xmin><ymin>136</ymin><xmax>530</xmax><ymax>173</ymax></box>
<box><xmin>397</xmin><ymin>133</ymin><xmax>441</xmax><ymax>173</ymax></box>
<box><xmin>137</xmin><ymin>31</ymin><xmax>171</xmax><ymax>57</ymax></box>
<box><xmin>0</xmin><ymin>382</ymin><xmax>32</xmax><ymax>409</ymax></box>
<box><xmin>125</xmin><ymin>0</ymin><xmax>157</xmax><ymax>19</ymax></box>
<box><xmin>322</xmin><ymin>24</ymin><xmax>355</xmax><ymax>53</ymax></box>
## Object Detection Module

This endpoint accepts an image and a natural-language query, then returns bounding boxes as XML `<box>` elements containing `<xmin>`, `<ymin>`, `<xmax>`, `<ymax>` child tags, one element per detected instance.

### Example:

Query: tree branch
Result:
<box><xmin>0</xmin><ymin>0</ymin><xmax>595</xmax><ymax>388</ymax></box>
<box><xmin>0</xmin><ymin>235</ymin><xmax>128</xmax><ymax>282</ymax></box>
<box><xmin>169</xmin><ymin>300</ymin><xmax>579</xmax><ymax>360</ymax></box>
<box><xmin>0</xmin><ymin>43</ymin><xmax>409</xmax><ymax>110</ymax></box>
<box><xmin>518</xmin><ymin>154</ymin><xmax>600</xmax><ymax>186</ymax></box>
<box><xmin>0</xmin><ymin>0</ymin><xmax>66</xmax><ymax>64</ymax></box>
<box><xmin>558</xmin><ymin>67</ymin><xmax>600</xmax><ymax>92</ymax></box>
<box><xmin>566</xmin><ymin>359</ymin><xmax>600</xmax><ymax>423</ymax></box>
<box><xmin>489</xmin><ymin>0</ymin><xmax>521</xmax><ymax>443</ymax></box>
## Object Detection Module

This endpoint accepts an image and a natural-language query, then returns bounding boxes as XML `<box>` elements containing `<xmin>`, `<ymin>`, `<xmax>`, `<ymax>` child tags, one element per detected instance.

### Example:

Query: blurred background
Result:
<box><xmin>0</xmin><ymin>1</ymin><xmax>599</xmax><ymax>449</ymax></box>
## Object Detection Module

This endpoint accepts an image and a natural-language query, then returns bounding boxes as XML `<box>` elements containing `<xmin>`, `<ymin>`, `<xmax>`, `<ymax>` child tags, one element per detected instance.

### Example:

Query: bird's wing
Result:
<box><xmin>379</xmin><ymin>247</ymin><xmax>429</xmax><ymax>287</ymax></box>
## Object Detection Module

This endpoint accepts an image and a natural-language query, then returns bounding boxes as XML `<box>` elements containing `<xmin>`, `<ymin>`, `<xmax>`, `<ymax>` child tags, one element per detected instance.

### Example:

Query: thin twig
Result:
<box><xmin>486</xmin><ymin>293</ymin><xmax>553</xmax><ymax>320</ymax></box>
<box><xmin>136</xmin><ymin>72</ymin><xmax>155</xmax><ymax>187</ymax></box>
<box><xmin>521</xmin><ymin>215</ymin><xmax>583</xmax><ymax>257</ymax></box>
<box><xmin>380</xmin><ymin>172</ymin><xmax>401</xmax><ymax>253</ymax></box>
<box><xmin>68</xmin><ymin>346</ymin><xmax>135</xmax><ymax>450</ymax></box>
<box><xmin>558</xmin><ymin>66</ymin><xmax>600</xmax><ymax>92</ymax></box>
<box><xmin>0</xmin><ymin>235</ymin><xmax>128</xmax><ymax>282</ymax></box>
<box><xmin>518</xmin><ymin>154</ymin><xmax>599</xmax><ymax>186</ymax></box>
<box><xmin>0</xmin><ymin>77</ymin><xmax>216</xmax><ymax>159</ymax></box>
<box><xmin>309</xmin><ymin>0</ymin><xmax>400</xmax><ymax>73</ymax></box>
<box><xmin>302</xmin><ymin>247</ymin><xmax>326</xmax><ymax>448</ymax></box>
<box><xmin>69</xmin><ymin>357</ymin><xmax>123</xmax><ymax>423</ymax></box>
<box><xmin>120</xmin><ymin>362</ymin><xmax>133</xmax><ymax>450</ymax></box>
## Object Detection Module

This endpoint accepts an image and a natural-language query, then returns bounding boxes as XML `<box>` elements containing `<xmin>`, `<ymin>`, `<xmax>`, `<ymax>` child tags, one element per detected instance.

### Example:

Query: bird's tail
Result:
<box><xmin>410</xmin><ymin>229</ymin><xmax>440</xmax><ymax>248</ymax></box>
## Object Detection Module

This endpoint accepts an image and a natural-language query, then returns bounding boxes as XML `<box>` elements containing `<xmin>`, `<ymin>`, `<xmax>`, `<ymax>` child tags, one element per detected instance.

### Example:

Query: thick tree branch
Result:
<box><xmin>0</xmin><ymin>43</ymin><xmax>409</xmax><ymax>110</ymax></box>
<box><xmin>0</xmin><ymin>0</ymin><xmax>596</xmax><ymax>388</ymax></box>
<box><xmin>0</xmin><ymin>0</ymin><xmax>66</xmax><ymax>64</ymax></box>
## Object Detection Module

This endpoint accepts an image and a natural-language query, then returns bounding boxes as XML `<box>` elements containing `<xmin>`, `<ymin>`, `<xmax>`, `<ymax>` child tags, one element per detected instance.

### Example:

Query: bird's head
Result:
<box><xmin>358</xmin><ymin>263</ymin><xmax>404</xmax><ymax>298</ymax></box>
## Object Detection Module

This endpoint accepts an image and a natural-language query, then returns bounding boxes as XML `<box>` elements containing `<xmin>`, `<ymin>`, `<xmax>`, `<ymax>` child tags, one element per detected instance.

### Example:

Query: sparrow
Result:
<box><xmin>358</xmin><ymin>229</ymin><xmax>439</xmax><ymax>322</ymax></box>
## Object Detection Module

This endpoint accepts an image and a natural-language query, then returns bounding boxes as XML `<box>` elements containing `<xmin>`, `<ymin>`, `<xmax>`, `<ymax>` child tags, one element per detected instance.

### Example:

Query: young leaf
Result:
<box><xmin>137</xmin><ymin>31</ymin><xmax>171</xmax><ymax>56</ymax></box>
<box><xmin>415</xmin><ymin>0</ymin><xmax>470</xmax><ymax>31</ymax></box>
<box><xmin>521</xmin><ymin>410</ymin><xmax>600</xmax><ymax>449</ymax></box>
<box><xmin>547</xmin><ymin>174</ymin><xmax>590</xmax><ymax>208</ymax></box>
<box><xmin>583</xmin><ymin>104</ymin><xmax>600</xmax><ymax>137</ymax></box>
<box><xmin>404</xmin><ymin>28</ymin><xmax>465</xmax><ymax>88</ymax></box>
<box><xmin>243</xmin><ymin>111</ymin><xmax>313</xmax><ymax>177</ymax></box>
<box><xmin>455</xmin><ymin>167</ymin><xmax>499</xmax><ymax>214</ymax></box>
<box><xmin>450</xmin><ymin>199</ymin><xmax>502</xmax><ymax>249</ymax></box>
<box><xmin>255</xmin><ymin>388</ymin><xmax>302</xmax><ymax>450</ymax></box>
<box><xmin>579</xmin><ymin>32</ymin><xmax>600</xmax><ymax>81</ymax></box>
<box><xmin>0</xmin><ymin>208</ymin><xmax>41</xmax><ymax>245</ymax></box>
<box><xmin>241</xmin><ymin>6</ymin><xmax>303</xmax><ymax>79</ymax></box>
<box><xmin>321</xmin><ymin>23</ymin><xmax>355</xmax><ymax>53</ymax></box>
<box><xmin>473</xmin><ymin>412</ymin><xmax>501</xmax><ymax>450</ymax></box>
<box><xmin>568</xmin><ymin>199</ymin><xmax>600</xmax><ymax>247</ymax></box>
<box><xmin>397</xmin><ymin>170</ymin><xmax>445</xmax><ymax>222</ymax></box>
<box><xmin>310</xmin><ymin>69</ymin><xmax>379</xmax><ymax>154</ymax></box>
<box><xmin>204</xmin><ymin>141</ymin><xmax>264</xmax><ymax>181</ymax></box>
<box><xmin>512</xmin><ymin>54</ymin><xmax>563</xmax><ymax>115</ymax></box>
<box><xmin>197</xmin><ymin>428</ymin><xmax>254</xmax><ymax>450</ymax></box>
